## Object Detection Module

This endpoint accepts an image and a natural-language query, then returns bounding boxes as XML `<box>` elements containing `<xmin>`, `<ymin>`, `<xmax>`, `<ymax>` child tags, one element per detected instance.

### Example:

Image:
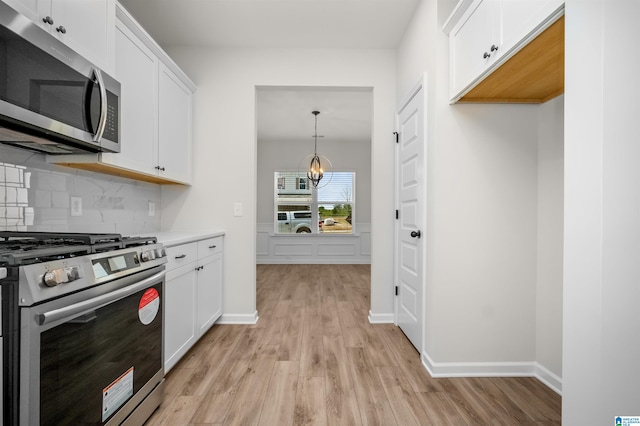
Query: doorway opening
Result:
<box><xmin>255</xmin><ymin>86</ymin><xmax>373</xmax><ymax>266</ymax></box>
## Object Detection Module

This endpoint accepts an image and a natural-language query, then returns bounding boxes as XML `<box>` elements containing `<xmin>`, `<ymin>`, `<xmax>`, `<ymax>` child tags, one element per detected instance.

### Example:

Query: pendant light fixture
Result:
<box><xmin>307</xmin><ymin>110</ymin><xmax>324</xmax><ymax>188</ymax></box>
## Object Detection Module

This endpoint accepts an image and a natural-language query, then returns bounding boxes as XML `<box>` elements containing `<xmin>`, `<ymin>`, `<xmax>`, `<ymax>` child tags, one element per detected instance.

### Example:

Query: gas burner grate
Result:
<box><xmin>0</xmin><ymin>231</ymin><xmax>123</xmax><ymax>246</ymax></box>
<box><xmin>122</xmin><ymin>236</ymin><xmax>157</xmax><ymax>248</ymax></box>
<box><xmin>0</xmin><ymin>245</ymin><xmax>93</xmax><ymax>266</ymax></box>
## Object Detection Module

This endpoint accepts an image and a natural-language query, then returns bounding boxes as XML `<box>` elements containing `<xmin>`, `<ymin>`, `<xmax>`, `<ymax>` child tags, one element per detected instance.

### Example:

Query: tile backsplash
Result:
<box><xmin>0</xmin><ymin>145</ymin><xmax>161</xmax><ymax>235</ymax></box>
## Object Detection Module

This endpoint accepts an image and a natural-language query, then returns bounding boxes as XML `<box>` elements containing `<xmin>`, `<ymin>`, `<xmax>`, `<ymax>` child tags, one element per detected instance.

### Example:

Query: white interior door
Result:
<box><xmin>395</xmin><ymin>83</ymin><xmax>425</xmax><ymax>352</ymax></box>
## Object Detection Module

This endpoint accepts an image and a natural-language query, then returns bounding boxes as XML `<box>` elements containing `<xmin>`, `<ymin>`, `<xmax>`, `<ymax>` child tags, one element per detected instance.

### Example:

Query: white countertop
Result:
<box><xmin>154</xmin><ymin>230</ymin><xmax>225</xmax><ymax>248</ymax></box>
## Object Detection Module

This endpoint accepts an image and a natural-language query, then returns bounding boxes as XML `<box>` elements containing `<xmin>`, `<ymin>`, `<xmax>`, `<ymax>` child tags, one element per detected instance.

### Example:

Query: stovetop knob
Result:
<box><xmin>43</xmin><ymin>270</ymin><xmax>65</xmax><ymax>287</ymax></box>
<box><xmin>43</xmin><ymin>271</ymin><xmax>58</xmax><ymax>287</ymax></box>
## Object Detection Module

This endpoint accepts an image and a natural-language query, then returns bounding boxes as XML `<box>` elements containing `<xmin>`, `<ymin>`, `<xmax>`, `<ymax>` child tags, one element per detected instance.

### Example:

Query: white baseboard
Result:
<box><xmin>257</xmin><ymin>258</ymin><xmax>371</xmax><ymax>264</ymax></box>
<box><xmin>217</xmin><ymin>311</ymin><xmax>259</xmax><ymax>325</ymax></box>
<box><xmin>421</xmin><ymin>351</ymin><xmax>562</xmax><ymax>395</ymax></box>
<box><xmin>368</xmin><ymin>310</ymin><xmax>394</xmax><ymax>324</ymax></box>
<box><xmin>534</xmin><ymin>362</ymin><xmax>563</xmax><ymax>395</ymax></box>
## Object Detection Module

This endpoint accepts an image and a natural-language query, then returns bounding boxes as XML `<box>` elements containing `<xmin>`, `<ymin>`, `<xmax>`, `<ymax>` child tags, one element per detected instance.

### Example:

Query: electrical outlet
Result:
<box><xmin>71</xmin><ymin>197</ymin><xmax>82</xmax><ymax>216</ymax></box>
<box><xmin>148</xmin><ymin>201</ymin><xmax>155</xmax><ymax>217</ymax></box>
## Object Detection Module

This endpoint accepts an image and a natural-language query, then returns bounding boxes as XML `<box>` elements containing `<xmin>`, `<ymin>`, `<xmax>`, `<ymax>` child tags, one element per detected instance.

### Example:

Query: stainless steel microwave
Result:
<box><xmin>0</xmin><ymin>2</ymin><xmax>120</xmax><ymax>155</ymax></box>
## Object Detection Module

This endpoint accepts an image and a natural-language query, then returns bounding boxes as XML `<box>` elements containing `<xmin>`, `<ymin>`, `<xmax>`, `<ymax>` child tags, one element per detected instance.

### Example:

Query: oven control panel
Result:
<box><xmin>18</xmin><ymin>244</ymin><xmax>167</xmax><ymax>306</ymax></box>
<box><xmin>92</xmin><ymin>251</ymin><xmax>140</xmax><ymax>279</ymax></box>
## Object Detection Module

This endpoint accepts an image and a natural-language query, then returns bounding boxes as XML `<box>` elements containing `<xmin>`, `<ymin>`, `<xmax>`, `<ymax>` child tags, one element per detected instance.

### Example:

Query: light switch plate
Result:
<box><xmin>71</xmin><ymin>196</ymin><xmax>82</xmax><ymax>216</ymax></box>
<box><xmin>233</xmin><ymin>202</ymin><xmax>243</xmax><ymax>217</ymax></box>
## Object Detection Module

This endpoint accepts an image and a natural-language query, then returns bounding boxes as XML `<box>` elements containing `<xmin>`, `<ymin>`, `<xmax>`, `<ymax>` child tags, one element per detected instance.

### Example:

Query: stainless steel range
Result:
<box><xmin>0</xmin><ymin>232</ymin><xmax>167</xmax><ymax>426</ymax></box>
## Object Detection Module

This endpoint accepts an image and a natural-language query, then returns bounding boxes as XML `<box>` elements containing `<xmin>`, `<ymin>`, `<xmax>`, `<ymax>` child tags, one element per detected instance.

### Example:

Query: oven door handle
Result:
<box><xmin>37</xmin><ymin>270</ymin><xmax>165</xmax><ymax>326</ymax></box>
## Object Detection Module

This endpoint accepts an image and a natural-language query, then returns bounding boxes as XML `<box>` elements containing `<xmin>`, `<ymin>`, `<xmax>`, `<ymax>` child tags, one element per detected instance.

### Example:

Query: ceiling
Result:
<box><xmin>117</xmin><ymin>0</ymin><xmax>418</xmax><ymax>143</ymax></box>
<box><xmin>117</xmin><ymin>0</ymin><xmax>420</xmax><ymax>49</ymax></box>
<box><xmin>257</xmin><ymin>87</ymin><xmax>373</xmax><ymax>143</ymax></box>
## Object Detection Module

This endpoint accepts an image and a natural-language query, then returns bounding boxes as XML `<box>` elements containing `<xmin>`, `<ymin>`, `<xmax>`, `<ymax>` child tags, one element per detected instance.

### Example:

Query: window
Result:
<box><xmin>274</xmin><ymin>171</ymin><xmax>355</xmax><ymax>234</ymax></box>
<box><xmin>296</xmin><ymin>177</ymin><xmax>307</xmax><ymax>190</ymax></box>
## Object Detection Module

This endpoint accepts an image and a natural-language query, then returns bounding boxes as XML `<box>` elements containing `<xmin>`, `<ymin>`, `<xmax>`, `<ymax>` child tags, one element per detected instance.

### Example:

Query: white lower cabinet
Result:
<box><xmin>164</xmin><ymin>258</ymin><xmax>197</xmax><ymax>372</ymax></box>
<box><xmin>196</xmin><ymin>239</ymin><xmax>223</xmax><ymax>336</ymax></box>
<box><xmin>164</xmin><ymin>236</ymin><xmax>224</xmax><ymax>372</ymax></box>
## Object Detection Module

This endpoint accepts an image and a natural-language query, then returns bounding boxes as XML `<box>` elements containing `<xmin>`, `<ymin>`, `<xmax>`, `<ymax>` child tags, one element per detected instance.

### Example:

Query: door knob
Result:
<box><xmin>410</xmin><ymin>230</ymin><xmax>421</xmax><ymax>238</ymax></box>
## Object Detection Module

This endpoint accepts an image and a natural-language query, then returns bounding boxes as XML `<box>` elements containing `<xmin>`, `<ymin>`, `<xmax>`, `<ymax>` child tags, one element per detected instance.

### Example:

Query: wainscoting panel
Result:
<box><xmin>256</xmin><ymin>223</ymin><xmax>371</xmax><ymax>264</ymax></box>
<box><xmin>274</xmin><ymin>243</ymin><xmax>314</xmax><ymax>256</ymax></box>
<box><xmin>317</xmin><ymin>243</ymin><xmax>356</xmax><ymax>256</ymax></box>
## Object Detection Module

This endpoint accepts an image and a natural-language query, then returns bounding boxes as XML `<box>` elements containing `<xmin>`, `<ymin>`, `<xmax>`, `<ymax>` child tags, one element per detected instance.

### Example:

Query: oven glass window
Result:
<box><xmin>39</xmin><ymin>283</ymin><xmax>162</xmax><ymax>425</ymax></box>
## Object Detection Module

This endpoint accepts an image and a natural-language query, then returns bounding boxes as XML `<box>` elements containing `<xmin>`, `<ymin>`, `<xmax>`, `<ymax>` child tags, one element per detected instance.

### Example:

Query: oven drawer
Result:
<box><xmin>197</xmin><ymin>237</ymin><xmax>223</xmax><ymax>257</ymax></box>
<box><xmin>165</xmin><ymin>242</ymin><xmax>198</xmax><ymax>271</ymax></box>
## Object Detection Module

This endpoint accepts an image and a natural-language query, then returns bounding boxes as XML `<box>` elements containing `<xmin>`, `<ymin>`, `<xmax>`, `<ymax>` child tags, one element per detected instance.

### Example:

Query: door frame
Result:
<box><xmin>393</xmin><ymin>75</ymin><xmax>428</xmax><ymax>354</ymax></box>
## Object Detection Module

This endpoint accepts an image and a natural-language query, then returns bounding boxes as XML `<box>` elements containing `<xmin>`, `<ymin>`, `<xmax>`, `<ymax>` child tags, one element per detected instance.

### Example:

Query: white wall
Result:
<box><xmin>536</xmin><ymin>95</ymin><xmax>564</xmax><ymax>381</ymax></box>
<box><xmin>396</xmin><ymin>0</ymin><xmax>563</xmax><ymax>381</ymax></box>
<box><xmin>161</xmin><ymin>47</ymin><xmax>396</xmax><ymax>322</ymax></box>
<box><xmin>563</xmin><ymin>0</ymin><xmax>640</xmax><ymax>423</ymax></box>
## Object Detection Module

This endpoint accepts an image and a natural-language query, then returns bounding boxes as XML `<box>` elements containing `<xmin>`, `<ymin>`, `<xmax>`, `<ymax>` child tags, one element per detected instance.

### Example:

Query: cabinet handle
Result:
<box><xmin>175</xmin><ymin>254</ymin><xmax>187</xmax><ymax>259</ymax></box>
<box><xmin>56</xmin><ymin>25</ymin><xmax>66</xmax><ymax>34</ymax></box>
<box><xmin>195</xmin><ymin>265</ymin><xmax>204</xmax><ymax>271</ymax></box>
<box><xmin>155</xmin><ymin>166</ymin><xmax>166</xmax><ymax>171</ymax></box>
<box><xmin>209</xmin><ymin>245</ymin><xmax>216</xmax><ymax>249</ymax></box>
<box><xmin>483</xmin><ymin>52</ymin><xmax>491</xmax><ymax>59</ymax></box>
<box><xmin>42</xmin><ymin>16</ymin><xmax>54</xmax><ymax>25</ymax></box>
<box><xmin>490</xmin><ymin>44</ymin><xmax>499</xmax><ymax>52</ymax></box>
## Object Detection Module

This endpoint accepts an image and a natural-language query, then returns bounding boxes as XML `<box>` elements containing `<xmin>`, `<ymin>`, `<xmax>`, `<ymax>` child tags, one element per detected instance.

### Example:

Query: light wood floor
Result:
<box><xmin>146</xmin><ymin>264</ymin><xmax>561</xmax><ymax>425</ymax></box>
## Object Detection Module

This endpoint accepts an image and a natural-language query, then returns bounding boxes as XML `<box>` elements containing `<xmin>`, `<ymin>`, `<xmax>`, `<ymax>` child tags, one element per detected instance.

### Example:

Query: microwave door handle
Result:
<box><xmin>92</xmin><ymin>68</ymin><xmax>108</xmax><ymax>142</ymax></box>
<box><xmin>36</xmin><ymin>270</ymin><xmax>165</xmax><ymax>326</ymax></box>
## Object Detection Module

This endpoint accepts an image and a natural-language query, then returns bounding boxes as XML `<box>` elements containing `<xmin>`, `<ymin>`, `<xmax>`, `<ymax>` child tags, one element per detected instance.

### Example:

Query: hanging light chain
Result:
<box><xmin>308</xmin><ymin>110</ymin><xmax>323</xmax><ymax>187</ymax></box>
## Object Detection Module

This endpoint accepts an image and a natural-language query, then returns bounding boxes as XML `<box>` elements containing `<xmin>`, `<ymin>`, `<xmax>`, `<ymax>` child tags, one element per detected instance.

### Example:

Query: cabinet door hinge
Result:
<box><xmin>395</xmin><ymin>285</ymin><xmax>399</xmax><ymax>296</ymax></box>
<box><xmin>393</xmin><ymin>131</ymin><xmax>399</xmax><ymax>143</ymax></box>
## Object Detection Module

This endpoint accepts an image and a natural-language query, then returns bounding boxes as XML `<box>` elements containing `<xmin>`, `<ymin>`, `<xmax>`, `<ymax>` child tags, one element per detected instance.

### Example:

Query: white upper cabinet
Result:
<box><xmin>449</xmin><ymin>0</ymin><xmax>501</xmax><ymax>99</ymax></box>
<box><xmin>104</xmin><ymin>8</ymin><xmax>193</xmax><ymax>184</ymax></box>
<box><xmin>100</xmin><ymin>20</ymin><xmax>158</xmax><ymax>176</ymax></box>
<box><xmin>445</xmin><ymin>0</ymin><xmax>564</xmax><ymax>102</ymax></box>
<box><xmin>2</xmin><ymin>0</ymin><xmax>115</xmax><ymax>72</ymax></box>
<box><xmin>158</xmin><ymin>62</ymin><xmax>192</xmax><ymax>184</ymax></box>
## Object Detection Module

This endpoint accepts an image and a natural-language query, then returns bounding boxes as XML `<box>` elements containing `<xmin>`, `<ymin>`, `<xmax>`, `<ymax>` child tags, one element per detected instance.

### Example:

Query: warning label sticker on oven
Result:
<box><xmin>102</xmin><ymin>366</ymin><xmax>134</xmax><ymax>422</ymax></box>
<box><xmin>138</xmin><ymin>288</ymin><xmax>160</xmax><ymax>325</ymax></box>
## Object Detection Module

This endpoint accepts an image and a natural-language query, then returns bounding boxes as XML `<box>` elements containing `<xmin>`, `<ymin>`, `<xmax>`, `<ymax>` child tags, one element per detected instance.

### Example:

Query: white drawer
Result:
<box><xmin>165</xmin><ymin>242</ymin><xmax>197</xmax><ymax>271</ymax></box>
<box><xmin>197</xmin><ymin>236</ymin><xmax>223</xmax><ymax>257</ymax></box>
